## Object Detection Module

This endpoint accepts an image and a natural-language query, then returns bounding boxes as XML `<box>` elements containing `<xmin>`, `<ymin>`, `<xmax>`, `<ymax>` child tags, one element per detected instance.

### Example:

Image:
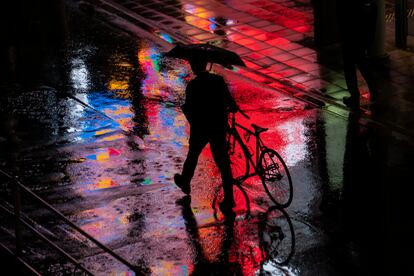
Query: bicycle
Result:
<box><xmin>227</xmin><ymin>109</ymin><xmax>293</xmax><ymax>208</ymax></box>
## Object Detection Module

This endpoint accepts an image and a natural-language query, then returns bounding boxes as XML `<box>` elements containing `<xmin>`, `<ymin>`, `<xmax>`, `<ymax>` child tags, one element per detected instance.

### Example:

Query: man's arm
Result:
<box><xmin>221</xmin><ymin>78</ymin><xmax>238</xmax><ymax>112</ymax></box>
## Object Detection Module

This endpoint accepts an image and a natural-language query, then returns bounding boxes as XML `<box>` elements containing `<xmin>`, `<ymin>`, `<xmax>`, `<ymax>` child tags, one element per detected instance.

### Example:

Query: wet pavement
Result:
<box><xmin>93</xmin><ymin>0</ymin><xmax>414</xmax><ymax>139</ymax></box>
<box><xmin>0</xmin><ymin>1</ymin><xmax>413</xmax><ymax>275</ymax></box>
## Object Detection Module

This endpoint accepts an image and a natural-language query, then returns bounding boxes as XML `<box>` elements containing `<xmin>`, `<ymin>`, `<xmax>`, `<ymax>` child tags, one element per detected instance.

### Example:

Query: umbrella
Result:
<box><xmin>164</xmin><ymin>43</ymin><xmax>246</xmax><ymax>68</ymax></box>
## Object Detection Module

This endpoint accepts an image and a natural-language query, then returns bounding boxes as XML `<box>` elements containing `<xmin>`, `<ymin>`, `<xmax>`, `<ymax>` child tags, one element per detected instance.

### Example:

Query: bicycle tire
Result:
<box><xmin>228</xmin><ymin>131</ymin><xmax>250</xmax><ymax>182</ymax></box>
<box><xmin>260</xmin><ymin>206</ymin><xmax>295</xmax><ymax>266</ymax></box>
<box><xmin>259</xmin><ymin>149</ymin><xmax>293</xmax><ymax>208</ymax></box>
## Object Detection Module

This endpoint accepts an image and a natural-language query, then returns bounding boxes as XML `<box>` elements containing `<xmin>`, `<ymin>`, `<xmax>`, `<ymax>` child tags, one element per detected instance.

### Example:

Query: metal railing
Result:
<box><xmin>0</xmin><ymin>242</ymin><xmax>40</xmax><ymax>276</ymax></box>
<box><xmin>0</xmin><ymin>169</ymin><xmax>143</xmax><ymax>275</ymax></box>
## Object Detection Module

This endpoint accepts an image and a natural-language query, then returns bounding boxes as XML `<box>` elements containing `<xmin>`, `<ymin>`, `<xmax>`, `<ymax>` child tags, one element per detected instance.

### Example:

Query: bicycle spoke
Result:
<box><xmin>259</xmin><ymin>149</ymin><xmax>293</xmax><ymax>207</ymax></box>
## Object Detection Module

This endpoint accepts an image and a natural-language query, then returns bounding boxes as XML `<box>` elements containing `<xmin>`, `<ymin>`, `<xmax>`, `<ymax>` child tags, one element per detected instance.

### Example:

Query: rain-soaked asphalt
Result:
<box><xmin>0</xmin><ymin>2</ymin><xmax>412</xmax><ymax>276</ymax></box>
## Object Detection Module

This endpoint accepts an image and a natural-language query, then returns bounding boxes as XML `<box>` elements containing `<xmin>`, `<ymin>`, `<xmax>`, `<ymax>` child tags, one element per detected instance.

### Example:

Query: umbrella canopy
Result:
<box><xmin>164</xmin><ymin>43</ymin><xmax>246</xmax><ymax>67</ymax></box>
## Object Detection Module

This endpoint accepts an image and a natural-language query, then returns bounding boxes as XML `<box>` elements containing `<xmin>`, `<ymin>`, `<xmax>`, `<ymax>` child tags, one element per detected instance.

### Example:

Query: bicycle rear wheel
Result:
<box><xmin>259</xmin><ymin>149</ymin><xmax>293</xmax><ymax>207</ymax></box>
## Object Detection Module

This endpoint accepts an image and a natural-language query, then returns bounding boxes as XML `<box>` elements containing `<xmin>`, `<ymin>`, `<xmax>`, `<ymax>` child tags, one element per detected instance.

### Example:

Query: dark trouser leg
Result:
<box><xmin>356</xmin><ymin>54</ymin><xmax>378</xmax><ymax>99</ymax></box>
<box><xmin>210</xmin><ymin>132</ymin><xmax>234</xmax><ymax>205</ymax></box>
<box><xmin>181</xmin><ymin>130</ymin><xmax>208</xmax><ymax>185</ymax></box>
<box><xmin>343</xmin><ymin>49</ymin><xmax>360</xmax><ymax>99</ymax></box>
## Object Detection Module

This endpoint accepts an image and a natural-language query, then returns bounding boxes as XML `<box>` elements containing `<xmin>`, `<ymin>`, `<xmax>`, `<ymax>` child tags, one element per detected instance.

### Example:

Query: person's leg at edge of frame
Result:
<box><xmin>342</xmin><ymin>48</ymin><xmax>361</xmax><ymax>108</ymax></box>
<box><xmin>356</xmin><ymin>54</ymin><xmax>379</xmax><ymax>102</ymax></box>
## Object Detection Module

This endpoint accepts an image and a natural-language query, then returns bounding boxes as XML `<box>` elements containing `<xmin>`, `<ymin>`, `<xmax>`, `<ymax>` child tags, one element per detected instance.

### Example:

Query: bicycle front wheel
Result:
<box><xmin>259</xmin><ymin>149</ymin><xmax>293</xmax><ymax>207</ymax></box>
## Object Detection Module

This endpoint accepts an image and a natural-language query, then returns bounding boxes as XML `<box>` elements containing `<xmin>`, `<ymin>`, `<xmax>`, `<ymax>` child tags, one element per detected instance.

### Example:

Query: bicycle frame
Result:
<box><xmin>228</xmin><ymin>112</ymin><xmax>267</xmax><ymax>181</ymax></box>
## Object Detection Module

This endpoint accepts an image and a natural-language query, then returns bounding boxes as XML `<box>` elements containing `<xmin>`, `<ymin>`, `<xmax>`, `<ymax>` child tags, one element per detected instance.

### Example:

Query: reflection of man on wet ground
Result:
<box><xmin>174</xmin><ymin>58</ymin><xmax>238</xmax><ymax>218</ymax></box>
<box><xmin>177</xmin><ymin>196</ymin><xmax>242</xmax><ymax>275</ymax></box>
<box><xmin>340</xmin><ymin>112</ymin><xmax>390</xmax><ymax>274</ymax></box>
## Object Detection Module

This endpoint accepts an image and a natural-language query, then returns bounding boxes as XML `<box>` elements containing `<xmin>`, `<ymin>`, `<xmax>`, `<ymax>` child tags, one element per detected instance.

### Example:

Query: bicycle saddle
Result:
<box><xmin>251</xmin><ymin>124</ymin><xmax>268</xmax><ymax>134</ymax></box>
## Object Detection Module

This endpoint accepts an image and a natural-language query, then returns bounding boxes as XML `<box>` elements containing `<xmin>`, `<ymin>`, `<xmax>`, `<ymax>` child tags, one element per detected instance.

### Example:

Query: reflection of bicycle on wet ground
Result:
<box><xmin>259</xmin><ymin>206</ymin><xmax>295</xmax><ymax>267</ymax></box>
<box><xmin>227</xmin><ymin>110</ymin><xmax>293</xmax><ymax>208</ymax></box>
<box><xmin>209</xmin><ymin>202</ymin><xmax>295</xmax><ymax>269</ymax></box>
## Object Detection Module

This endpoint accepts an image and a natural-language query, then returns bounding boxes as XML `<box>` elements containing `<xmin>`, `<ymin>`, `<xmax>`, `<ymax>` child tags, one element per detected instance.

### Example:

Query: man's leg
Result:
<box><xmin>356</xmin><ymin>54</ymin><xmax>378</xmax><ymax>101</ymax></box>
<box><xmin>341</xmin><ymin>46</ymin><xmax>361</xmax><ymax>108</ymax></box>
<box><xmin>180</xmin><ymin>129</ymin><xmax>208</xmax><ymax>187</ymax></box>
<box><xmin>210</xmin><ymin>132</ymin><xmax>234</xmax><ymax>206</ymax></box>
<box><xmin>343</xmin><ymin>52</ymin><xmax>360</xmax><ymax>98</ymax></box>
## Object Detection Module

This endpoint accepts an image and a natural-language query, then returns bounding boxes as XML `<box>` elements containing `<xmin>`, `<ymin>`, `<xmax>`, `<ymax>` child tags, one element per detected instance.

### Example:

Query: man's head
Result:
<box><xmin>189</xmin><ymin>58</ymin><xmax>208</xmax><ymax>75</ymax></box>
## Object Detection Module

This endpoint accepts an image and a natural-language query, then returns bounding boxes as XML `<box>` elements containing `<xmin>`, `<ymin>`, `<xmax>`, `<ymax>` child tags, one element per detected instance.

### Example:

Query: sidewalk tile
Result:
<box><xmin>267</xmin><ymin>63</ymin><xmax>289</xmax><ymax>72</ymax></box>
<box><xmin>183</xmin><ymin>28</ymin><xmax>206</xmax><ymax>35</ymax></box>
<box><xmin>284</xmin><ymin>58</ymin><xmax>310</xmax><ymax>68</ymax></box>
<box><xmin>320</xmin><ymin>84</ymin><xmax>344</xmax><ymax>94</ymax></box>
<box><xmin>277</xmin><ymin>42</ymin><xmax>303</xmax><ymax>51</ymax></box>
<box><xmin>327</xmin><ymin>90</ymin><xmax>351</xmax><ymax>100</ymax></box>
<box><xmin>290</xmin><ymin>47</ymin><xmax>316</xmax><ymax>57</ymax></box>
<box><xmin>227</xmin><ymin>33</ymin><xmax>247</xmax><ymax>41</ymax></box>
<box><xmin>262</xmin><ymin>24</ymin><xmax>285</xmax><ymax>32</ymax></box>
<box><xmin>302</xmin><ymin>53</ymin><xmax>317</xmax><ymax>62</ymax></box>
<box><xmin>285</xmin><ymin>33</ymin><xmax>306</xmax><ymax>42</ymax></box>
<box><xmin>258</xmin><ymin>47</ymin><xmax>284</xmax><ymax>57</ymax></box>
<box><xmin>302</xmin><ymin>79</ymin><xmax>331</xmax><ymax>90</ymax></box>
<box><xmin>234</xmin><ymin>47</ymin><xmax>251</xmax><ymax>55</ymax></box>
<box><xmin>256</xmin><ymin>57</ymin><xmax>278</xmax><ymax>67</ymax></box>
<box><xmin>235</xmin><ymin>37</ymin><xmax>258</xmax><ymax>46</ymax></box>
<box><xmin>272</xmin><ymin>68</ymin><xmax>302</xmax><ymax>78</ymax></box>
<box><xmin>242</xmin><ymin>59</ymin><xmax>261</xmax><ymax>70</ymax></box>
<box><xmin>289</xmin><ymin>73</ymin><xmax>317</xmax><ymax>84</ymax></box>
<box><xmin>244</xmin><ymin>41</ymin><xmax>271</xmax><ymax>51</ymax></box>
<box><xmin>266</xmin><ymin>37</ymin><xmax>290</xmax><ymax>46</ymax></box>
<box><xmin>273</xmin><ymin>52</ymin><xmax>296</xmax><ymax>62</ymax></box>
<box><xmin>193</xmin><ymin>33</ymin><xmax>219</xmax><ymax>41</ymax></box>
<box><xmin>245</xmin><ymin>52</ymin><xmax>266</xmax><ymax>60</ymax></box>
<box><xmin>250</xmin><ymin>20</ymin><xmax>273</xmax><ymax>28</ymax></box>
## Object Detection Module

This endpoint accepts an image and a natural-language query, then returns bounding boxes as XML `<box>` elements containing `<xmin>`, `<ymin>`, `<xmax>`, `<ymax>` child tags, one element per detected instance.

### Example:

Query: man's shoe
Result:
<box><xmin>174</xmin><ymin>174</ymin><xmax>191</xmax><ymax>195</ymax></box>
<box><xmin>219</xmin><ymin>201</ymin><xmax>236</xmax><ymax>219</ymax></box>
<box><xmin>342</xmin><ymin>96</ymin><xmax>360</xmax><ymax>108</ymax></box>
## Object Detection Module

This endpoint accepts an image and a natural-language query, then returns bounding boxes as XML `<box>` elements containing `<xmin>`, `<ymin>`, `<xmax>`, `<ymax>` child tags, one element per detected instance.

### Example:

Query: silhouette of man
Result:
<box><xmin>174</xmin><ymin>58</ymin><xmax>238</xmax><ymax>217</ymax></box>
<box><xmin>336</xmin><ymin>0</ymin><xmax>378</xmax><ymax>108</ymax></box>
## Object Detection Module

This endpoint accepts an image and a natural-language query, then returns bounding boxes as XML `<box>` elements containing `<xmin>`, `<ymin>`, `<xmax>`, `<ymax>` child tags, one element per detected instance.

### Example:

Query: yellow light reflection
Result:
<box><xmin>116</xmin><ymin>62</ymin><xmax>133</xmax><ymax>67</ymax></box>
<box><xmin>118</xmin><ymin>212</ymin><xmax>130</xmax><ymax>225</ymax></box>
<box><xmin>101</xmin><ymin>134</ymin><xmax>125</xmax><ymax>142</ymax></box>
<box><xmin>151</xmin><ymin>261</ymin><xmax>175</xmax><ymax>276</ymax></box>
<box><xmin>82</xmin><ymin>221</ymin><xmax>104</xmax><ymax>236</ymax></box>
<box><xmin>88</xmin><ymin>178</ymin><xmax>119</xmax><ymax>191</ymax></box>
<box><xmin>95</xmin><ymin>129</ymin><xmax>113</xmax><ymax>136</ymax></box>
<box><xmin>109</xmin><ymin>80</ymin><xmax>129</xmax><ymax>91</ymax></box>
<box><xmin>96</xmin><ymin>152</ymin><xmax>110</xmax><ymax>161</ymax></box>
<box><xmin>183</xmin><ymin>4</ymin><xmax>213</xmax><ymax>32</ymax></box>
<box><xmin>113</xmin><ymin>106</ymin><xmax>131</xmax><ymax>115</ymax></box>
